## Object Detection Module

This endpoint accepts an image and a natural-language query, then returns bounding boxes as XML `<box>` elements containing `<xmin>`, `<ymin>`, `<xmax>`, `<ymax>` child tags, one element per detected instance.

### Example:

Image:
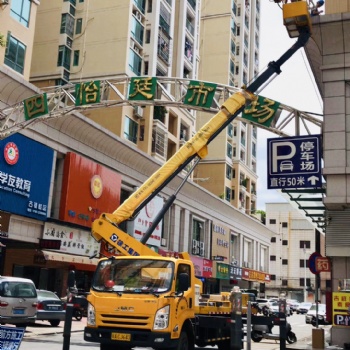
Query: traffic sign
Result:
<box><xmin>267</xmin><ymin>134</ymin><xmax>322</xmax><ymax>189</ymax></box>
<box><xmin>308</xmin><ymin>252</ymin><xmax>321</xmax><ymax>274</ymax></box>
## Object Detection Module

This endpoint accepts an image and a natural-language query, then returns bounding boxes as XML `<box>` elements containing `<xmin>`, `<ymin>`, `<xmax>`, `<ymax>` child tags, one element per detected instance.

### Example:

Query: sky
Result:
<box><xmin>255</xmin><ymin>1</ymin><xmax>323</xmax><ymax>210</ymax></box>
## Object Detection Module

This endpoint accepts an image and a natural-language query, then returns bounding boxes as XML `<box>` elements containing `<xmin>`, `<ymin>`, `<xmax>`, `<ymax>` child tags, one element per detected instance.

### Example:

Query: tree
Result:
<box><xmin>255</xmin><ymin>210</ymin><xmax>266</xmax><ymax>224</ymax></box>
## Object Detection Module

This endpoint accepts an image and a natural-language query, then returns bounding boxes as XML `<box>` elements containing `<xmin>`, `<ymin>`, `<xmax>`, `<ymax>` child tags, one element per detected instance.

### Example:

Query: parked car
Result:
<box><xmin>296</xmin><ymin>302</ymin><xmax>313</xmax><ymax>314</ymax></box>
<box><xmin>0</xmin><ymin>276</ymin><xmax>38</xmax><ymax>326</ymax></box>
<box><xmin>36</xmin><ymin>290</ymin><xmax>66</xmax><ymax>327</ymax></box>
<box><xmin>305</xmin><ymin>303</ymin><xmax>330</xmax><ymax>325</ymax></box>
<box><xmin>287</xmin><ymin>299</ymin><xmax>300</xmax><ymax>313</ymax></box>
<box><xmin>269</xmin><ymin>301</ymin><xmax>292</xmax><ymax>316</ymax></box>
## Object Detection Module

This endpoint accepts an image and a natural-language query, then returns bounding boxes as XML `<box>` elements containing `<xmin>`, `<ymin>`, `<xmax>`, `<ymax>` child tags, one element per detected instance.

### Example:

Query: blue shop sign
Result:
<box><xmin>0</xmin><ymin>134</ymin><xmax>54</xmax><ymax>220</ymax></box>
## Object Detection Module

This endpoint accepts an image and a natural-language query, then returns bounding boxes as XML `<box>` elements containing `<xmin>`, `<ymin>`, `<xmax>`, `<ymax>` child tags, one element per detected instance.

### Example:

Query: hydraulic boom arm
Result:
<box><xmin>91</xmin><ymin>3</ymin><xmax>311</xmax><ymax>257</ymax></box>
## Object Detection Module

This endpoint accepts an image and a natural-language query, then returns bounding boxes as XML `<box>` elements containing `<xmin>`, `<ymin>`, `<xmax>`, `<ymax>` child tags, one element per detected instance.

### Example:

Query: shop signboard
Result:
<box><xmin>242</xmin><ymin>268</ymin><xmax>271</xmax><ymax>283</ymax></box>
<box><xmin>332</xmin><ymin>292</ymin><xmax>350</xmax><ymax>327</ymax></box>
<box><xmin>216</xmin><ymin>262</ymin><xmax>230</xmax><ymax>280</ymax></box>
<box><xmin>59</xmin><ymin>153</ymin><xmax>121</xmax><ymax>228</ymax></box>
<box><xmin>211</xmin><ymin>221</ymin><xmax>230</xmax><ymax>263</ymax></box>
<box><xmin>127</xmin><ymin>196</ymin><xmax>163</xmax><ymax>247</ymax></box>
<box><xmin>43</xmin><ymin>222</ymin><xmax>100</xmax><ymax>257</ymax></box>
<box><xmin>0</xmin><ymin>134</ymin><xmax>54</xmax><ymax>220</ymax></box>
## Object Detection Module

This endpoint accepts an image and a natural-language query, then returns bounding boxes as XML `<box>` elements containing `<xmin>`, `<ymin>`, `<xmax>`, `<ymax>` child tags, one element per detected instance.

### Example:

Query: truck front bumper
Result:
<box><xmin>84</xmin><ymin>326</ymin><xmax>177</xmax><ymax>349</ymax></box>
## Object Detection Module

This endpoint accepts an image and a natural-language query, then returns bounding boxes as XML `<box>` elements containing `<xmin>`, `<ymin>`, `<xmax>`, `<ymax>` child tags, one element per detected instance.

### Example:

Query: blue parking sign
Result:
<box><xmin>267</xmin><ymin>135</ymin><xmax>322</xmax><ymax>189</ymax></box>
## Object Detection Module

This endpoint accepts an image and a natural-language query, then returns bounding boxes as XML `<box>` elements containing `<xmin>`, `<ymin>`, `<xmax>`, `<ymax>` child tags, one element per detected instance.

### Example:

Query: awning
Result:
<box><xmin>41</xmin><ymin>250</ymin><xmax>99</xmax><ymax>271</ymax></box>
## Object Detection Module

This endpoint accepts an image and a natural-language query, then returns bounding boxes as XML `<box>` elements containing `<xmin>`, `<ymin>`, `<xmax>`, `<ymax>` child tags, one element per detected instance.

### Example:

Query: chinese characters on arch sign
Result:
<box><xmin>267</xmin><ymin>134</ymin><xmax>322</xmax><ymax>190</ymax></box>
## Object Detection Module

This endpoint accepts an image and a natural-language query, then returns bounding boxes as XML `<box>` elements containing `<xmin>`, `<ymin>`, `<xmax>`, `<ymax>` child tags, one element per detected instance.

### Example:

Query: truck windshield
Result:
<box><xmin>92</xmin><ymin>259</ymin><xmax>174</xmax><ymax>294</ymax></box>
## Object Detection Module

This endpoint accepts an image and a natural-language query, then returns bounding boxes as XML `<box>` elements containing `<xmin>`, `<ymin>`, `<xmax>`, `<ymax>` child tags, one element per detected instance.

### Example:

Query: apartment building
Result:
<box><xmin>265</xmin><ymin>202</ymin><xmax>329</xmax><ymax>302</ymax></box>
<box><xmin>194</xmin><ymin>0</ymin><xmax>259</xmax><ymax>215</ymax></box>
<box><xmin>0</xmin><ymin>0</ymin><xmax>273</xmax><ymax>294</ymax></box>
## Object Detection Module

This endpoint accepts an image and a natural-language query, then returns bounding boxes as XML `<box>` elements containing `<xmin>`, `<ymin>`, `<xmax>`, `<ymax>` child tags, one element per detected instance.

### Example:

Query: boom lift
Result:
<box><xmin>84</xmin><ymin>3</ymin><xmax>312</xmax><ymax>350</ymax></box>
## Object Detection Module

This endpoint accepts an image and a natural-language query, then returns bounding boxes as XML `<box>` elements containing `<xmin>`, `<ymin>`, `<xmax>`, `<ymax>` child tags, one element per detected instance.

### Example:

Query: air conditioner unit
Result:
<box><xmin>192</xmin><ymin>239</ymin><xmax>199</xmax><ymax>255</ymax></box>
<box><xmin>134</xmin><ymin>46</ymin><xmax>140</xmax><ymax>54</ymax></box>
<box><xmin>134</xmin><ymin>106</ymin><xmax>144</xmax><ymax>118</ymax></box>
<box><xmin>136</xmin><ymin>11</ymin><xmax>142</xmax><ymax>21</ymax></box>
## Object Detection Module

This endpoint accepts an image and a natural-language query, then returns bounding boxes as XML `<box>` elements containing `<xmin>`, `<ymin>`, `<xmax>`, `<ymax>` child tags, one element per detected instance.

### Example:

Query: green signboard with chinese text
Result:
<box><xmin>128</xmin><ymin>77</ymin><xmax>157</xmax><ymax>101</ymax></box>
<box><xmin>242</xmin><ymin>95</ymin><xmax>280</xmax><ymax>127</ymax></box>
<box><xmin>184</xmin><ymin>80</ymin><xmax>217</xmax><ymax>109</ymax></box>
<box><xmin>75</xmin><ymin>80</ymin><xmax>101</xmax><ymax>106</ymax></box>
<box><xmin>24</xmin><ymin>93</ymin><xmax>48</xmax><ymax>121</ymax></box>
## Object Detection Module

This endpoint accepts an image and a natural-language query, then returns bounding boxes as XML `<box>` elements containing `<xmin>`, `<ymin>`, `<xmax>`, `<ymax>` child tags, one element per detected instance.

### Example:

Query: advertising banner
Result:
<box><xmin>59</xmin><ymin>153</ymin><xmax>121</xmax><ymax>228</ymax></box>
<box><xmin>0</xmin><ymin>134</ymin><xmax>54</xmax><ymax>220</ymax></box>
<box><xmin>127</xmin><ymin>196</ymin><xmax>163</xmax><ymax>247</ymax></box>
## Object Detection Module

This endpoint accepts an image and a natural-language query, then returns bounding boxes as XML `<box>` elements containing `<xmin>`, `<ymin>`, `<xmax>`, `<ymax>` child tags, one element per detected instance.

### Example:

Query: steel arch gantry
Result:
<box><xmin>0</xmin><ymin>76</ymin><xmax>323</xmax><ymax>140</ymax></box>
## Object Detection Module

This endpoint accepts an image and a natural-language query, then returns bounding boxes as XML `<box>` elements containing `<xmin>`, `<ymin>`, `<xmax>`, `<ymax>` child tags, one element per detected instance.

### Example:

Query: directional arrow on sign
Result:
<box><xmin>308</xmin><ymin>176</ymin><xmax>319</xmax><ymax>185</ymax></box>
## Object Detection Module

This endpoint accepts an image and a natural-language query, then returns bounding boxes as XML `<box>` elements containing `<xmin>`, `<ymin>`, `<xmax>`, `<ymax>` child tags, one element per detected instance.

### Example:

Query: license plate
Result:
<box><xmin>111</xmin><ymin>333</ymin><xmax>131</xmax><ymax>341</ymax></box>
<box><xmin>48</xmin><ymin>306</ymin><xmax>59</xmax><ymax>311</ymax></box>
<box><xmin>13</xmin><ymin>309</ymin><xmax>25</xmax><ymax>315</ymax></box>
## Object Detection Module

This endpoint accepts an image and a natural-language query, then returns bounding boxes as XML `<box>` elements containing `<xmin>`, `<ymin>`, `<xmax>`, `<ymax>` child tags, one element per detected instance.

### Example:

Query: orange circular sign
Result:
<box><xmin>91</xmin><ymin>175</ymin><xmax>103</xmax><ymax>199</ymax></box>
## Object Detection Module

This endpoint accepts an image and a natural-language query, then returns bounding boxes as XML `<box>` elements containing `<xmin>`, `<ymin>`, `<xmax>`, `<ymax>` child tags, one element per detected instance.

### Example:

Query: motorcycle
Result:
<box><xmin>72</xmin><ymin>295</ymin><xmax>88</xmax><ymax>321</ymax></box>
<box><xmin>251</xmin><ymin>319</ymin><xmax>297</xmax><ymax>344</ymax></box>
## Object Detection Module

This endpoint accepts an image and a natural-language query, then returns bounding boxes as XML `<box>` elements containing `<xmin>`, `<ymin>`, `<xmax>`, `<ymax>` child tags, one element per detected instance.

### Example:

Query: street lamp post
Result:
<box><xmin>304</xmin><ymin>244</ymin><xmax>307</xmax><ymax>302</ymax></box>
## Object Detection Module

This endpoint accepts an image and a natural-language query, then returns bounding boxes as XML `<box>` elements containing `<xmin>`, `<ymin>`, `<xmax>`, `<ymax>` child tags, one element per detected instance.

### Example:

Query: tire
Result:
<box><xmin>217</xmin><ymin>340</ymin><xmax>230</xmax><ymax>350</ymax></box>
<box><xmin>49</xmin><ymin>320</ymin><xmax>60</xmax><ymax>327</ymax></box>
<box><xmin>171</xmin><ymin>331</ymin><xmax>189</xmax><ymax>350</ymax></box>
<box><xmin>74</xmin><ymin>309</ymin><xmax>83</xmax><ymax>321</ymax></box>
<box><xmin>251</xmin><ymin>331</ymin><xmax>263</xmax><ymax>342</ymax></box>
<box><xmin>286</xmin><ymin>331</ymin><xmax>297</xmax><ymax>344</ymax></box>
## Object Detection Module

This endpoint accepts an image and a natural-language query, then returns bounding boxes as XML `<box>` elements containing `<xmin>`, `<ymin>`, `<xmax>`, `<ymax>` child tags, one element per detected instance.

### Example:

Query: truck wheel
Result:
<box><xmin>251</xmin><ymin>331</ymin><xmax>262</xmax><ymax>342</ymax></box>
<box><xmin>172</xmin><ymin>331</ymin><xmax>188</xmax><ymax>350</ymax></box>
<box><xmin>217</xmin><ymin>340</ymin><xmax>230</xmax><ymax>350</ymax></box>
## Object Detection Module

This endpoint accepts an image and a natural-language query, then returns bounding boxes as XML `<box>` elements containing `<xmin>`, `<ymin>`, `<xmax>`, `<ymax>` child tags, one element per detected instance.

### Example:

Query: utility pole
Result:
<box><xmin>304</xmin><ymin>243</ymin><xmax>307</xmax><ymax>302</ymax></box>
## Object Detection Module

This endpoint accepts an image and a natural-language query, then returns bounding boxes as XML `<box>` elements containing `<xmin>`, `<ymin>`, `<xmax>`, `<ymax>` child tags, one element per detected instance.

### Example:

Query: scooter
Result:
<box><xmin>251</xmin><ymin>319</ymin><xmax>297</xmax><ymax>344</ymax></box>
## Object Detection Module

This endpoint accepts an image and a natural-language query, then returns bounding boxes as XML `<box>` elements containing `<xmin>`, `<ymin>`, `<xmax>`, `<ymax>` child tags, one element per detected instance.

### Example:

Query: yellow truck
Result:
<box><xmin>83</xmin><ymin>3</ymin><xmax>312</xmax><ymax>350</ymax></box>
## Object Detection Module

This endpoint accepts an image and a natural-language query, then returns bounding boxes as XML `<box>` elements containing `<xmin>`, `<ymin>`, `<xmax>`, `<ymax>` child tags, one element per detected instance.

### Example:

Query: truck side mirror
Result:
<box><xmin>177</xmin><ymin>273</ymin><xmax>189</xmax><ymax>293</ymax></box>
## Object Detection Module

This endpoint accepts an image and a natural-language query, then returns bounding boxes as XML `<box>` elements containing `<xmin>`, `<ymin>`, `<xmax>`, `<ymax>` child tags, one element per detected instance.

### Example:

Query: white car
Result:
<box><xmin>269</xmin><ymin>301</ymin><xmax>292</xmax><ymax>316</ymax></box>
<box><xmin>305</xmin><ymin>303</ymin><xmax>330</xmax><ymax>325</ymax></box>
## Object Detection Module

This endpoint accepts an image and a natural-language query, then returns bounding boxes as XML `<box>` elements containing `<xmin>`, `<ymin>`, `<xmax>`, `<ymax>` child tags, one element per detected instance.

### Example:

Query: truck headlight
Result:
<box><xmin>153</xmin><ymin>305</ymin><xmax>169</xmax><ymax>330</ymax></box>
<box><xmin>87</xmin><ymin>302</ymin><xmax>96</xmax><ymax>326</ymax></box>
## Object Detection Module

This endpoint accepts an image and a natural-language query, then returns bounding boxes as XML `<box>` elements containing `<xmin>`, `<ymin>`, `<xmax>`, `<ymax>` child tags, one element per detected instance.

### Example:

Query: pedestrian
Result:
<box><xmin>310</xmin><ymin>0</ymin><xmax>324</xmax><ymax>16</ymax></box>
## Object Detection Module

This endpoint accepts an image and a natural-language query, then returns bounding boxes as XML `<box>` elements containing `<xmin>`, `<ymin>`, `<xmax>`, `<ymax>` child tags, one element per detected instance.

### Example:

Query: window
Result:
<box><xmin>10</xmin><ymin>0</ymin><xmax>31</xmax><ymax>27</ymax></box>
<box><xmin>225</xmin><ymin>186</ymin><xmax>231</xmax><ymax>202</ymax></box>
<box><xmin>300</xmin><ymin>240</ymin><xmax>311</xmax><ymax>249</ymax></box>
<box><xmin>282</xmin><ymin>259</ymin><xmax>288</xmax><ymax>265</ymax></box>
<box><xmin>4</xmin><ymin>34</ymin><xmax>26</xmax><ymax>74</ymax></box>
<box><xmin>269</xmin><ymin>219</ymin><xmax>276</xmax><ymax>224</ymax></box>
<box><xmin>226</xmin><ymin>165</ymin><xmax>232</xmax><ymax>179</ymax></box>
<box><xmin>282</xmin><ymin>240</ymin><xmax>288</xmax><ymax>246</ymax></box>
<box><xmin>270</xmin><ymin>237</ymin><xmax>276</xmax><ymax>243</ymax></box>
<box><xmin>227</xmin><ymin>143</ymin><xmax>233</xmax><ymax>158</ymax></box>
<box><xmin>270</xmin><ymin>255</ymin><xmax>276</xmax><ymax>261</ymax></box>
<box><xmin>64</xmin><ymin>0</ymin><xmax>76</xmax><ymax>5</ymax></box>
<box><xmin>76</xmin><ymin>18</ymin><xmax>83</xmax><ymax>35</ymax></box>
<box><xmin>282</xmin><ymin>279</ymin><xmax>288</xmax><ymax>286</ymax></box>
<box><xmin>124</xmin><ymin>116</ymin><xmax>138</xmax><ymax>144</ymax></box>
<box><xmin>73</xmin><ymin>50</ymin><xmax>80</xmax><ymax>66</ymax></box>
<box><xmin>299</xmin><ymin>278</ymin><xmax>310</xmax><ymax>287</ymax></box>
<box><xmin>69</xmin><ymin>5</ymin><xmax>76</xmax><ymax>16</ymax></box>
<box><xmin>60</xmin><ymin>13</ymin><xmax>75</xmax><ymax>37</ymax></box>
<box><xmin>282</xmin><ymin>222</ymin><xmax>288</xmax><ymax>228</ymax></box>
<box><xmin>300</xmin><ymin>259</ymin><xmax>309</xmax><ymax>268</ymax></box>
<box><xmin>270</xmin><ymin>274</ymin><xmax>276</xmax><ymax>281</ymax></box>
<box><xmin>57</xmin><ymin>45</ymin><xmax>71</xmax><ymax>70</ymax></box>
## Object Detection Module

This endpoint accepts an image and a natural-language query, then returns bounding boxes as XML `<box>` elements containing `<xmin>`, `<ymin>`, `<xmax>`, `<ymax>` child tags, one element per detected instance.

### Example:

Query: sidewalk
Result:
<box><xmin>24</xmin><ymin>319</ymin><xmax>85</xmax><ymax>338</ymax></box>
